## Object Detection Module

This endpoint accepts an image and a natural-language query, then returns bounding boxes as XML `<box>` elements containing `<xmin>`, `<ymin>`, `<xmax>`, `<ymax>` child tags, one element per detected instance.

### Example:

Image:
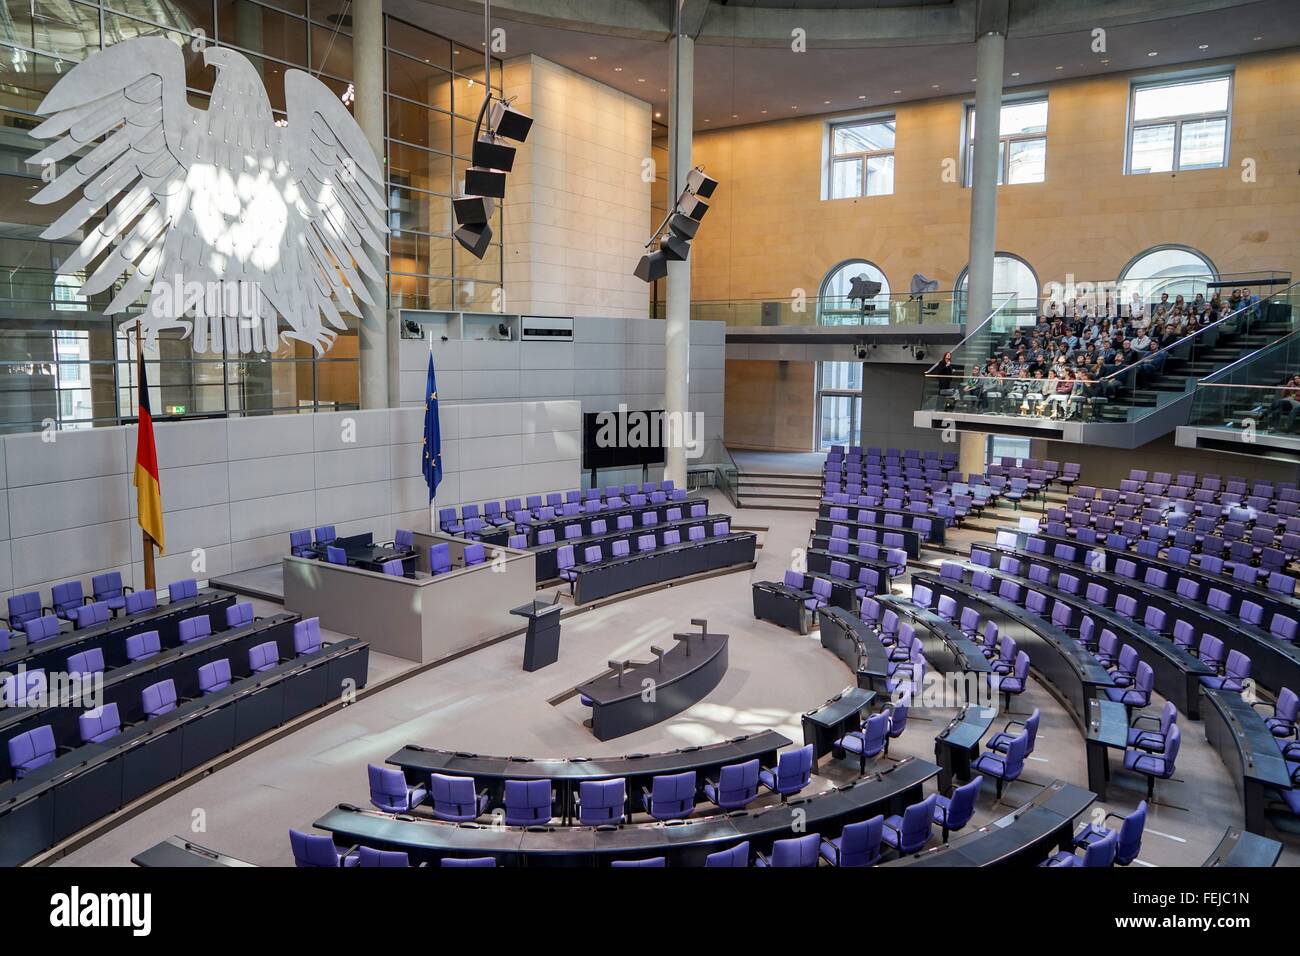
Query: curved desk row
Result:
<box><xmin>913</xmin><ymin>573</ymin><xmax>1117</xmax><ymax>728</ymax></box>
<box><xmin>1200</xmin><ymin>686</ymin><xmax>1294</xmax><ymax>834</ymax></box>
<box><xmin>312</xmin><ymin>756</ymin><xmax>940</xmax><ymax>867</ymax></box>
<box><xmin>885</xmin><ymin>780</ymin><xmax>1095</xmax><ymax>867</ymax></box>
<box><xmin>479</xmin><ymin>498</ymin><xmax>710</xmax><ymax>548</ymax></box>
<box><xmin>812</xmin><ymin>518</ymin><xmax>924</xmax><ymax>559</ymax></box>
<box><xmin>1031</xmin><ymin>529</ymin><xmax>1300</xmax><ymax>615</ymax></box>
<box><xmin>132</xmin><ymin>835</ymin><xmax>257</xmax><ymax>867</ymax></box>
<box><xmin>531</xmin><ymin>513</ymin><xmax>730</xmax><ymax>581</ymax></box>
<box><xmin>817</xmin><ymin>504</ymin><xmax>946</xmax><ymax>545</ymax></box>
<box><xmin>817</xmin><ymin>607</ymin><xmax>891</xmax><ymax>693</ymax></box>
<box><xmin>962</xmin><ymin>548</ymin><xmax>1215</xmax><ymax>718</ymax></box>
<box><xmin>576</xmin><ymin>626</ymin><xmax>729</xmax><ymax>741</ymax></box>
<box><xmin>387</xmin><ymin>731</ymin><xmax>792</xmax><ymax>823</ymax></box>
<box><xmin>980</xmin><ymin>537</ymin><xmax>1300</xmax><ymax>700</ymax></box>
<box><xmin>806</xmin><ymin>548</ymin><xmax>896</xmax><ymax>589</ymax></box>
<box><xmin>0</xmin><ymin>589</ymin><xmax>236</xmax><ymax>674</ymax></box>
<box><xmin>571</xmin><ymin>532</ymin><xmax>757</xmax><ymax>604</ymax></box>
<box><xmin>1201</xmin><ymin>826</ymin><xmax>1285</xmax><ymax>866</ymax></box>
<box><xmin>0</xmin><ymin>613</ymin><xmax>299</xmax><ymax>779</ymax></box>
<box><xmin>752</xmin><ymin>581</ymin><xmax>814</xmax><ymax>634</ymax></box>
<box><xmin>0</xmin><ymin>637</ymin><xmax>369</xmax><ymax>866</ymax></box>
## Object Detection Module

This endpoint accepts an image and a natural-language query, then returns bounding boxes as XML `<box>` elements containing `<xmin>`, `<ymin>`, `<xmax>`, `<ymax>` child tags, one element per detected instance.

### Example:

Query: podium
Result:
<box><xmin>510</xmin><ymin>599</ymin><xmax>563</xmax><ymax>671</ymax></box>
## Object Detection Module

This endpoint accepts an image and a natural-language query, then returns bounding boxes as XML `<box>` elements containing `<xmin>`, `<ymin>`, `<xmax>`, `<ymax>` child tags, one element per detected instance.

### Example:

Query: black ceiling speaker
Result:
<box><xmin>454</xmin><ymin>221</ymin><xmax>493</xmax><ymax>258</ymax></box>
<box><xmin>685</xmin><ymin>167</ymin><xmax>718</xmax><ymax>198</ymax></box>
<box><xmin>667</xmin><ymin>212</ymin><xmax>699</xmax><ymax>241</ymax></box>
<box><xmin>490</xmin><ymin>100</ymin><xmax>533</xmax><ymax>142</ymax></box>
<box><xmin>464</xmin><ymin>167</ymin><xmax>507</xmax><ymax>199</ymax></box>
<box><xmin>659</xmin><ymin>233</ymin><xmax>690</xmax><ymax>261</ymax></box>
<box><xmin>634</xmin><ymin>251</ymin><xmax>669</xmax><ymax>282</ymax></box>
<box><xmin>679</xmin><ymin>194</ymin><xmax>709</xmax><ymax>222</ymax></box>
<box><xmin>453</xmin><ymin>194</ymin><xmax>494</xmax><ymax>225</ymax></box>
<box><xmin>472</xmin><ymin>136</ymin><xmax>516</xmax><ymax>172</ymax></box>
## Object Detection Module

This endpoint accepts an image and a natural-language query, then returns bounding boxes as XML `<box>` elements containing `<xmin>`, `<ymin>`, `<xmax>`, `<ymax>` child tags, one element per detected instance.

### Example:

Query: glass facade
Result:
<box><xmin>0</xmin><ymin>0</ymin><xmax>501</xmax><ymax>433</ymax></box>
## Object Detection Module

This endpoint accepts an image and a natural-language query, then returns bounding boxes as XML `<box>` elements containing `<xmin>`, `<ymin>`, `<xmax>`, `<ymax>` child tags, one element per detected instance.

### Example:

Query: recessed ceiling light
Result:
<box><xmin>760</xmin><ymin>109</ymin><xmax>767</xmax><ymax>114</ymax></box>
<box><xmin>1101</xmin><ymin>59</ymin><xmax>1109</xmax><ymax>64</ymax></box>
<box><xmin>654</xmin><ymin>111</ymin><xmax>661</xmax><ymax>118</ymax></box>
<box><xmin>1147</xmin><ymin>51</ymin><xmax>1158</xmax><ymax>57</ymax></box>
<box><xmin>1011</xmin><ymin>71</ymin><xmax>1021</xmax><ymax>77</ymax></box>
<box><xmin>791</xmin><ymin>105</ymin><xmax>799</xmax><ymax>109</ymax></box>
<box><xmin>858</xmin><ymin>95</ymin><xmax>867</xmax><ymax>99</ymax></box>
<box><xmin>931</xmin><ymin>83</ymin><xmax>939</xmax><ymax>89</ymax></box>
<box><xmin>823</xmin><ymin>100</ymin><xmax>831</xmax><ymax>105</ymax></box>
<box><xmin>703</xmin><ymin>118</ymin><xmax>710</xmax><ymax>122</ymax></box>
<box><xmin>613</xmin><ymin>67</ymin><xmax>622</xmax><ymax>72</ymax></box>
<box><xmin>1055</xmin><ymin>65</ymin><xmax>1064</xmax><ymax>70</ymax></box>
<box><xmin>732</xmin><ymin>113</ymin><xmax>738</xmax><ymax>118</ymax></box>
<box><xmin>637</xmin><ymin>78</ymin><xmax>645</xmax><ymax>82</ymax></box>
<box><xmin>1198</xmin><ymin>44</ymin><xmax>1209</xmax><ymax>50</ymax></box>
<box><xmin>1253</xmin><ymin>35</ymin><xmax>1263</xmax><ymax>40</ymax></box>
<box><xmin>588</xmin><ymin>55</ymin><xmax>597</xmax><ymax>60</ymax></box>
<box><xmin>659</xmin><ymin>88</ymin><xmax>666</xmax><ymax>93</ymax></box>
<box><xmin>893</xmin><ymin>89</ymin><xmax>901</xmax><ymax>94</ymax></box>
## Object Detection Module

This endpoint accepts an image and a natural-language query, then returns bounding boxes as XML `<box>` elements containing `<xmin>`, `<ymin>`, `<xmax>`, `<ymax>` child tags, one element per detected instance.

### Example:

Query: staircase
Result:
<box><xmin>732</xmin><ymin>470</ymin><xmax>824</xmax><ymax>512</ymax></box>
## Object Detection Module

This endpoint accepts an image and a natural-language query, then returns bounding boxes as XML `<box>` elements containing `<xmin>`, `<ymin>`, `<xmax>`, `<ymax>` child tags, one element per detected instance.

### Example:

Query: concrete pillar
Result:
<box><xmin>353</xmin><ymin>0</ymin><xmax>390</xmax><ymax>408</ymax></box>
<box><xmin>959</xmin><ymin>22</ymin><xmax>1006</xmax><ymax>476</ymax></box>
<box><xmin>663</xmin><ymin>29</ymin><xmax>693</xmax><ymax>487</ymax></box>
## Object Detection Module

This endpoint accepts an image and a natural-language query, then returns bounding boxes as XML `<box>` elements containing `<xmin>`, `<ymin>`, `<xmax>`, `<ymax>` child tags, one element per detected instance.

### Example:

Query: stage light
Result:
<box><xmin>685</xmin><ymin>167</ymin><xmax>718</xmax><ymax>198</ymax></box>
<box><xmin>464</xmin><ymin>167</ymin><xmax>506</xmax><ymax>199</ymax></box>
<box><xmin>667</xmin><ymin>213</ymin><xmax>699</xmax><ymax>241</ymax></box>
<box><xmin>490</xmin><ymin>100</ymin><xmax>533</xmax><ymax>142</ymax></box>
<box><xmin>453</xmin><ymin>194</ymin><xmax>494</xmax><ymax>226</ymax></box>
<box><xmin>472</xmin><ymin>136</ymin><xmax>516</xmax><ymax>172</ymax></box>
<box><xmin>659</xmin><ymin>233</ymin><xmax>690</xmax><ymax>261</ymax></box>
<box><xmin>679</xmin><ymin>193</ymin><xmax>709</xmax><ymax>222</ymax></box>
<box><xmin>454</xmin><ymin>222</ymin><xmax>493</xmax><ymax>258</ymax></box>
<box><xmin>634</xmin><ymin>251</ymin><xmax>669</xmax><ymax>282</ymax></box>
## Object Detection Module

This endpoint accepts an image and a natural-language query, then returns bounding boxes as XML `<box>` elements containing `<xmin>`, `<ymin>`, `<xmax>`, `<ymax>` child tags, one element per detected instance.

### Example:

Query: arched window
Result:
<box><xmin>955</xmin><ymin>252</ymin><xmax>1039</xmax><ymax>326</ymax></box>
<box><xmin>1117</xmin><ymin>245</ymin><xmax>1216</xmax><ymax>304</ymax></box>
<box><xmin>817</xmin><ymin>259</ymin><xmax>890</xmax><ymax>326</ymax></box>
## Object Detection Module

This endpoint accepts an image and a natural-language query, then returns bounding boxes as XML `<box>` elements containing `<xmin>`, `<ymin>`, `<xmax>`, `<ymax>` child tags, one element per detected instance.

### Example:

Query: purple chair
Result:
<box><xmin>79</xmin><ymin>703</ymin><xmax>121</xmax><ymax>744</ymax></box>
<box><xmin>178</xmin><ymin>615</ymin><xmax>212</xmax><ymax>644</ymax></box>
<box><xmin>705</xmin><ymin>841</ymin><xmax>751</xmax><ymax>867</ymax></box>
<box><xmin>289</xmin><ymin>529</ymin><xmax>314</xmax><ymax>556</ymax></box>
<box><xmin>881</xmin><ymin>793</ymin><xmax>938</xmax><ymax>855</ymax></box>
<box><xmin>141</xmin><ymin>678</ymin><xmax>178</xmax><ymax>718</ymax></box>
<box><xmin>1044</xmin><ymin>829</ymin><xmax>1117</xmax><ymax>867</ymax></box>
<box><xmin>576</xmin><ymin>778</ymin><xmax>626</xmax><ymax>825</ymax></box>
<box><xmin>197</xmin><ymin>658</ymin><xmax>231</xmax><ymax>695</ymax></box>
<box><xmin>1128</xmin><ymin>701</ymin><xmax>1177</xmax><ymax>752</ymax></box>
<box><xmin>293</xmin><ymin>617</ymin><xmax>322</xmax><ymax>656</ymax></box>
<box><xmin>125</xmin><ymin>630</ymin><xmax>161</xmax><ymax>662</ymax></box>
<box><xmin>463</xmin><ymin>543</ymin><xmax>486</xmax><ymax>566</ymax></box>
<box><xmin>290</xmin><ymin>828</ymin><xmax>358</xmax><ymax>867</ymax></box>
<box><xmin>642</xmin><ymin>770</ymin><xmax>697</xmax><ymax>820</ymax></box>
<box><xmin>367</xmin><ymin>764</ymin><xmax>429</xmax><ymax>813</ymax></box>
<box><xmin>168</xmin><ymin>578</ymin><xmax>199</xmax><ymax>602</ymax></box>
<box><xmin>441</xmin><ymin>857</ymin><xmax>497</xmax><ymax>867</ymax></box>
<box><xmin>66</xmin><ymin>647</ymin><xmax>105</xmax><ymax>679</ymax></box>
<box><xmin>756</xmin><ymin>833</ymin><xmax>821</xmax><ymax>867</ymax></box>
<box><xmin>1263</xmin><ymin>688</ymin><xmax>1298</xmax><ymax>737</ymax></box>
<box><xmin>1123</xmin><ymin>724</ymin><xmax>1180</xmax><ymax>799</ymax></box>
<box><xmin>225</xmin><ymin>602</ymin><xmax>254</xmax><ymax>629</ymax></box>
<box><xmin>248</xmin><ymin>641</ymin><xmax>280</xmax><ymax>673</ymax></box>
<box><xmin>503</xmin><ymin>779</ymin><xmax>553</xmax><ymax>826</ymax></box>
<box><xmin>380</xmin><ymin>559</ymin><xmax>405</xmax><ymax>576</ymax></box>
<box><xmin>1074</xmin><ymin>800</ymin><xmax>1147</xmax><ymax>866</ymax></box>
<box><xmin>973</xmin><ymin>729</ymin><xmax>1029</xmax><ymax>799</ymax></box>
<box><xmin>357</xmin><ymin>847</ymin><xmax>409</xmax><ymax>867</ymax></box>
<box><xmin>703</xmin><ymin>759</ymin><xmax>760</xmax><ymax>810</ymax></box>
<box><xmin>805</xmin><ymin>577</ymin><xmax>832</xmax><ymax>613</ymax></box>
<box><xmin>429</xmin><ymin>773</ymin><xmax>489</xmax><ymax>822</ymax></box>
<box><xmin>759</xmin><ymin>744</ymin><xmax>814</xmax><ymax>801</ymax></box>
<box><xmin>836</xmin><ymin>712</ymin><xmax>890</xmax><ymax>773</ymax></box>
<box><xmin>933</xmin><ymin>775</ymin><xmax>983</xmax><ymax>842</ymax></box>
<box><xmin>125</xmin><ymin>590</ymin><xmax>157</xmax><ymax>615</ymax></box>
<box><xmin>1200</xmin><ymin>650</ymin><xmax>1251</xmax><ymax>692</ymax></box>
<box><xmin>25</xmin><ymin>615</ymin><xmax>62</xmax><ymax>643</ymax></box>
<box><xmin>819</xmin><ymin>816</ymin><xmax>883</xmax><ymax>867</ymax></box>
<box><xmin>7</xmin><ymin>725</ymin><xmax>57</xmax><ymax>778</ymax></box>
<box><xmin>5</xmin><ymin>592</ymin><xmax>44</xmax><ymax>632</ymax></box>
<box><xmin>72</xmin><ymin>601</ymin><xmax>110</xmax><ymax>630</ymax></box>
<box><xmin>51</xmin><ymin>580</ymin><xmax>89</xmax><ymax>620</ymax></box>
<box><xmin>429</xmin><ymin>543</ymin><xmax>452</xmax><ymax>575</ymax></box>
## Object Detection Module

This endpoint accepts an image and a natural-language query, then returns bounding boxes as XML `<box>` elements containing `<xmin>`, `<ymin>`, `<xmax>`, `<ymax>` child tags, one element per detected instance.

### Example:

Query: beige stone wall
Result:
<box><xmin>691</xmin><ymin>49</ymin><xmax>1300</xmax><ymax>304</ymax></box>
<box><xmin>724</xmin><ymin>359</ymin><xmax>816</xmax><ymax>451</ymax></box>
<box><xmin>502</xmin><ymin>55</ymin><xmax>652</xmax><ymax>317</ymax></box>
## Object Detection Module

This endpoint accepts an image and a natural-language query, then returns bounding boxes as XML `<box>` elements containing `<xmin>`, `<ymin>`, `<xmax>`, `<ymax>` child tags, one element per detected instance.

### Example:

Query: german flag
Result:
<box><xmin>133</xmin><ymin>352</ymin><xmax>165</xmax><ymax>554</ymax></box>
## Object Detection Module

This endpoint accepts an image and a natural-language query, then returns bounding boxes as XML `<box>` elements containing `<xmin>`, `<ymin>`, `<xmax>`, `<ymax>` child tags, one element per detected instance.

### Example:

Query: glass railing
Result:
<box><xmin>650</xmin><ymin>292</ymin><xmax>964</xmax><ymax>328</ymax></box>
<box><xmin>920</xmin><ymin>280</ymin><xmax>1299</xmax><ymax>425</ymax></box>
<box><xmin>716</xmin><ymin>445</ymin><xmax>741</xmax><ymax>508</ymax></box>
<box><xmin>1186</xmin><ymin>281</ymin><xmax>1300</xmax><ymax>436</ymax></box>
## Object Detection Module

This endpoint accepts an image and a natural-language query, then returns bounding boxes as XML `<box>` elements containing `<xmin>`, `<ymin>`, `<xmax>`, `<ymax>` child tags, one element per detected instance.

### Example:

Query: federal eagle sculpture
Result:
<box><xmin>28</xmin><ymin>37</ymin><xmax>388</xmax><ymax>355</ymax></box>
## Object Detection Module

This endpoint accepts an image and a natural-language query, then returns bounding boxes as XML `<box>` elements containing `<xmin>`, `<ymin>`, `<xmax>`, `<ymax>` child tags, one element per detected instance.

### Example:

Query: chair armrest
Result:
<box><xmin>704</xmin><ymin>777</ymin><xmax>717</xmax><ymax>790</ymax></box>
<box><xmin>123</xmin><ymin>586</ymin><xmax>134</xmax><ymax>595</ymax></box>
<box><xmin>1248</xmin><ymin>700</ymin><xmax>1273</xmax><ymax>716</ymax></box>
<box><xmin>1103</xmin><ymin>812</ymin><xmax>1126</xmax><ymax>827</ymax></box>
<box><xmin>1000</xmin><ymin>717</ymin><xmax>1025</xmax><ymax>733</ymax></box>
<box><xmin>1130</xmin><ymin>713</ymin><xmax>1161</xmax><ymax>728</ymax></box>
<box><xmin>82</xmin><ymin>596</ymin><xmax>94</xmax><ymax>605</ymax></box>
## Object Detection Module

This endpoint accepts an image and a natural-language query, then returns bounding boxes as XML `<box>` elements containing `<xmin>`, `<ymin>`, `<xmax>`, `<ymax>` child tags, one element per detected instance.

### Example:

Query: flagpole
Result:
<box><xmin>135</xmin><ymin>320</ymin><xmax>157</xmax><ymax>591</ymax></box>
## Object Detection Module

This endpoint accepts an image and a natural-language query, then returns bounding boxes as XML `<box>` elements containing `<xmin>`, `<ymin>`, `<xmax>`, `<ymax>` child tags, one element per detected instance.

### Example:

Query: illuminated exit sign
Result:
<box><xmin>165</xmin><ymin>405</ymin><xmax>187</xmax><ymax>416</ymax></box>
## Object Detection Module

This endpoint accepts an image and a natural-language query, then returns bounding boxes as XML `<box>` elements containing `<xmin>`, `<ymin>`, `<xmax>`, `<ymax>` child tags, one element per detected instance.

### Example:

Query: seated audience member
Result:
<box><xmin>1258</xmin><ymin>375</ymin><xmax>1300</xmax><ymax>432</ymax></box>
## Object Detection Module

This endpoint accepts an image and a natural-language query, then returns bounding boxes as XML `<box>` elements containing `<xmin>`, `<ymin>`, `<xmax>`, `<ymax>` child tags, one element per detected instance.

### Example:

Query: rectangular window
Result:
<box><xmin>816</xmin><ymin>362</ymin><xmax>863</xmax><ymax>449</ymax></box>
<box><xmin>1127</xmin><ymin>74</ymin><xmax>1230</xmax><ymax>174</ymax></box>
<box><xmin>827</xmin><ymin>117</ymin><xmax>895</xmax><ymax>199</ymax></box>
<box><xmin>965</xmin><ymin>97</ymin><xmax>1047</xmax><ymax>186</ymax></box>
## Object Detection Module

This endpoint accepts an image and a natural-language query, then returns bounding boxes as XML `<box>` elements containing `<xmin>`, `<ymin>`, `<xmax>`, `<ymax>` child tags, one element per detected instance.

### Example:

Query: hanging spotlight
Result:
<box><xmin>631</xmin><ymin>165</ymin><xmax>718</xmax><ymax>283</ymax></box>
<box><xmin>452</xmin><ymin>0</ymin><xmax>533</xmax><ymax>259</ymax></box>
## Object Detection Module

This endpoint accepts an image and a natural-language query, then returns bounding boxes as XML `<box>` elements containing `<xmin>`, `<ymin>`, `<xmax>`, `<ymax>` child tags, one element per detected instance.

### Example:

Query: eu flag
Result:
<box><xmin>422</xmin><ymin>352</ymin><xmax>442</xmax><ymax>501</ymax></box>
